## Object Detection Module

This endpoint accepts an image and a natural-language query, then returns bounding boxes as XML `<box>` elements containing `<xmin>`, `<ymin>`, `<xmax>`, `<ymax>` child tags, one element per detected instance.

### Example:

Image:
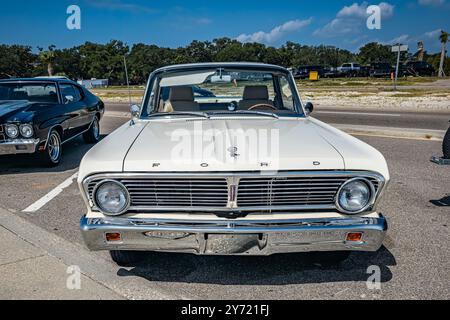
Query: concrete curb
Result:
<box><xmin>333</xmin><ymin>124</ymin><xmax>445</xmax><ymax>141</ymax></box>
<box><xmin>0</xmin><ymin>208</ymin><xmax>185</xmax><ymax>300</ymax></box>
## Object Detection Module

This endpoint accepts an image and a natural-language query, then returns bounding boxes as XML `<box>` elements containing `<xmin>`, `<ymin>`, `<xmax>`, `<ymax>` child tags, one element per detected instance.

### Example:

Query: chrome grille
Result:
<box><xmin>0</xmin><ymin>125</ymin><xmax>5</xmax><ymax>142</ymax></box>
<box><xmin>238</xmin><ymin>177</ymin><xmax>347</xmax><ymax>207</ymax></box>
<box><xmin>85</xmin><ymin>172</ymin><xmax>383</xmax><ymax>213</ymax></box>
<box><xmin>87</xmin><ymin>177</ymin><xmax>229</xmax><ymax>208</ymax></box>
<box><xmin>237</xmin><ymin>176</ymin><xmax>381</xmax><ymax>207</ymax></box>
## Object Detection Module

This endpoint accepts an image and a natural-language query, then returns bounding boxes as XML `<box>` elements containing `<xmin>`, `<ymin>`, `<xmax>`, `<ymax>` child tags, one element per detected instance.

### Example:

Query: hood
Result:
<box><xmin>123</xmin><ymin>118</ymin><xmax>346</xmax><ymax>172</ymax></box>
<box><xmin>0</xmin><ymin>100</ymin><xmax>33</xmax><ymax>121</ymax></box>
<box><xmin>78</xmin><ymin>121</ymin><xmax>148</xmax><ymax>182</ymax></box>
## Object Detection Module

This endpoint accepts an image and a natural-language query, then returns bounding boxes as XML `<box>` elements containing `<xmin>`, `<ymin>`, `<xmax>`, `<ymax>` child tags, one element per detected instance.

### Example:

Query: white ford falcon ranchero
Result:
<box><xmin>78</xmin><ymin>63</ymin><xmax>389</xmax><ymax>265</ymax></box>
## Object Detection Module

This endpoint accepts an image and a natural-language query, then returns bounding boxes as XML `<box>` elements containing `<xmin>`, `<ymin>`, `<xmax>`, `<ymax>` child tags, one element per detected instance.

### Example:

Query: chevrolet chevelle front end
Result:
<box><xmin>78</xmin><ymin>63</ymin><xmax>390</xmax><ymax>262</ymax></box>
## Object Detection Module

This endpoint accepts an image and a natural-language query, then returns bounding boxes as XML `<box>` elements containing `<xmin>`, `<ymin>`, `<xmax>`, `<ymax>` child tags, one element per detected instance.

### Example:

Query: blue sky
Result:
<box><xmin>0</xmin><ymin>0</ymin><xmax>449</xmax><ymax>53</ymax></box>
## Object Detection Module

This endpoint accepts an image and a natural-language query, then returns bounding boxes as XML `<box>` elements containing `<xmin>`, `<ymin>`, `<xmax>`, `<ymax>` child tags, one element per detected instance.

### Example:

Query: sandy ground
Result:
<box><xmin>301</xmin><ymin>91</ymin><xmax>450</xmax><ymax>112</ymax></box>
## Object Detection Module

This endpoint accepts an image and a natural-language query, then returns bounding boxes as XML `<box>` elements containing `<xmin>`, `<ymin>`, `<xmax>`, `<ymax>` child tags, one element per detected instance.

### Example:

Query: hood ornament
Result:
<box><xmin>228</xmin><ymin>147</ymin><xmax>240</xmax><ymax>159</ymax></box>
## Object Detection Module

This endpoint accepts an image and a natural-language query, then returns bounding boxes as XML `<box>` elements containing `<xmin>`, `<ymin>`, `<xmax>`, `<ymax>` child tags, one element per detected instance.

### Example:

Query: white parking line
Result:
<box><xmin>23</xmin><ymin>172</ymin><xmax>78</xmax><ymax>213</ymax></box>
<box><xmin>317</xmin><ymin>111</ymin><xmax>402</xmax><ymax>117</ymax></box>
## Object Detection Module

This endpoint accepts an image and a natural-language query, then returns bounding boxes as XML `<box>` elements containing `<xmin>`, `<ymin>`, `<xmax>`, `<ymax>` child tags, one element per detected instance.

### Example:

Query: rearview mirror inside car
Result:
<box><xmin>211</xmin><ymin>75</ymin><xmax>232</xmax><ymax>84</ymax></box>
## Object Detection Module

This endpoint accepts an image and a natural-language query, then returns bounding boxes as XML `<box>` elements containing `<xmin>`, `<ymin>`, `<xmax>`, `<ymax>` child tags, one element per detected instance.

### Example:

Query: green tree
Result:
<box><xmin>438</xmin><ymin>30</ymin><xmax>449</xmax><ymax>77</ymax></box>
<box><xmin>0</xmin><ymin>45</ymin><xmax>36</xmax><ymax>78</ymax></box>
<box><xmin>78</xmin><ymin>40</ymin><xmax>129</xmax><ymax>84</ymax></box>
<box><xmin>358</xmin><ymin>42</ymin><xmax>396</xmax><ymax>65</ymax></box>
<box><xmin>38</xmin><ymin>45</ymin><xmax>57</xmax><ymax>76</ymax></box>
<box><xmin>128</xmin><ymin>44</ymin><xmax>175</xmax><ymax>83</ymax></box>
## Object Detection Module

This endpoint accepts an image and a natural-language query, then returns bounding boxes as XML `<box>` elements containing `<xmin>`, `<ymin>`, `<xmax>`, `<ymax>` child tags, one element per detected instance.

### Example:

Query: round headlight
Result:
<box><xmin>336</xmin><ymin>178</ymin><xmax>375</xmax><ymax>214</ymax></box>
<box><xmin>93</xmin><ymin>180</ymin><xmax>130</xmax><ymax>216</ymax></box>
<box><xmin>19</xmin><ymin>124</ymin><xmax>34</xmax><ymax>138</ymax></box>
<box><xmin>5</xmin><ymin>124</ymin><xmax>19</xmax><ymax>139</ymax></box>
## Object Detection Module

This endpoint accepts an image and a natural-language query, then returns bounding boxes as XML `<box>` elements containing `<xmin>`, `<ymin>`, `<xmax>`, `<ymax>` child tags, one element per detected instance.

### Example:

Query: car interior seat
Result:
<box><xmin>238</xmin><ymin>86</ymin><xmax>274</xmax><ymax>110</ymax></box>
<box><xmin>167</xmin><ymin>87</ymin><xmax>200</xmax><ymax>112</ymax></box>
<box><xmin>11</xmin><ymin>91</ymin><xmax>29</xmax><ymax>100</ymax></box>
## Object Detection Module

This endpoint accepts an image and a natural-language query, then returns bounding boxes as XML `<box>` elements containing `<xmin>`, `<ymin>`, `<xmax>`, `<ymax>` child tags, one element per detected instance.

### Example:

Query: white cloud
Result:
<box><xmin>194</xmin><ymin>18</ymin><xmax>212</xmax><ymax>25</ymax></box>
<box><xmin>424</xmin><ymin>29</ymin><xmax>442</xmax><ymax>38</ymax></box>
<box><xmin>418</xmin><ymin>0</ymin><xmax>445</xmax><ymax>6</ymax></box>
<box><xmin>236</xmin><ymin>18</ymin><xmax>313</xmax><ymax>43</ymax></box>
<box><xmin>386</xmin><ymin>34</ymin><xmax>411</xmax><ymax>45</ymax></box>
<box><xmin>86</xmin><ymin>0</ymin><xmax>156</xmax><ymax>13</ymax></box>
<box><xmin>314</xmin><ymin>2</ymin><xmax>394</xmax><ymax>37</ymax></box>
<box><xmin>382</xmin><ymin>29</ymin><xmax>443</xmax><ymax>49</ymax></box>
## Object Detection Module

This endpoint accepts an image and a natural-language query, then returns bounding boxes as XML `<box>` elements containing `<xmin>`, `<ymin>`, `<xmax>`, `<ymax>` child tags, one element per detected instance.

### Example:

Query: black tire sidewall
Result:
<box><xmin>110</xmin><ymin>250</ymin><xmax>145</xmax><ymax>266</ymax></box>
<box><xmin>443</xmin><ymin>127</ymin><xmax>450</xmax><ymax>159</ymax></box>
<box><xmin>41</xmin><ymin>130</ymin><xmax>62</xmax><ymax>166</ymax></box>
<box><xmin>83</xmin><ymin>117</ymin><xmax>100</xmax><ymax>143</ymax></box>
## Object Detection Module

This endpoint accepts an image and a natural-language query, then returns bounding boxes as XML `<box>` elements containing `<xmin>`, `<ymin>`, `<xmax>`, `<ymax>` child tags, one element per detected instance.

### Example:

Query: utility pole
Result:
<box><xmin>123</xmin><ymin>56</ymin><xmax>132</xmax><ymax>106</ymax></box>
<box><xmin>392</xmin><ymin>44</ymin><xmax>408</xmax><ymax>90</ymax></box>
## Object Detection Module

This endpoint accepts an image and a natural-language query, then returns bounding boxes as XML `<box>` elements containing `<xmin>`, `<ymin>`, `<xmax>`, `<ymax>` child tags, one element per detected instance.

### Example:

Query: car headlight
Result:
<box><xmin>19</xmin><ymin>124</ymin><xmax>34</xmax><ymax>138</ymax></box>
<box><xmin>336</xmin><ymin>178</ymin><xmax>375</xmax><ymax>214</ymax></box>
<box><xmin>93</xmin><ymin>180</ymin><xmax>130</xmax><ymax>216</ymax></box>
<box><xmin>5</xmin><ymin>124</ymin><xmax>19</xmax><ymax>139</ymax></box>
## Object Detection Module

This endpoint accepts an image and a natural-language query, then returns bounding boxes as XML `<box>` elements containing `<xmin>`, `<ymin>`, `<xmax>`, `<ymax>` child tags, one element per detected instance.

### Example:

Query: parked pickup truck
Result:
<box><xmin>338</xmin><ymin>63</ymin><xmax>361</xmax><ymax>77</ymax></box>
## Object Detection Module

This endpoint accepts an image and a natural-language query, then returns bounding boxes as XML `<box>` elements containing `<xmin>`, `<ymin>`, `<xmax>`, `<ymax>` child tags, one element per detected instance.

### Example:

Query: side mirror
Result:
<box><xmin>64</xmin><ymin>95</ymin><xmax>74</xmax><ymax>104</ymax></box>
<box><xmin>130</xmin><ymin>104</ymin><xmax>141</xmax><ymax>118</ymax></box>
<box><xmin>304</xmin><ymin>102</ymin><xmax>314</xmax><ymax>116</ymax></box>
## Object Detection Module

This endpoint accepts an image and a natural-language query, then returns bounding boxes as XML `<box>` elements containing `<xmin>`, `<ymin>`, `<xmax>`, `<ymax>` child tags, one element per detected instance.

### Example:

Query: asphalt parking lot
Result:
<box><xmin>0</xmin><ymin>105</ymin><xmax>449</xmax><ymax>299</ymax></box>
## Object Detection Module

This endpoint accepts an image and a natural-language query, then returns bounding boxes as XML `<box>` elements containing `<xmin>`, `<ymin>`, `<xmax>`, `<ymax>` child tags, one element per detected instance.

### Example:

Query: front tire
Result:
<box><xmin>110</xmin><ymin>250</ymin><xmax>146</xmax><ymax>266</ymax></box>
<box><xmin>443</xmin><ymin>127</ymin><xmax>450</xmax><ymax>159</ymax></box>
<box><xmin>40</xmin><ymin>130</ymin><xmax>62</xmax><ymax>167</ymax></box>
<box><xmin>83</xmin><ymin>117</ymin><xmax>101</xmax><ymax>144</ymax></box>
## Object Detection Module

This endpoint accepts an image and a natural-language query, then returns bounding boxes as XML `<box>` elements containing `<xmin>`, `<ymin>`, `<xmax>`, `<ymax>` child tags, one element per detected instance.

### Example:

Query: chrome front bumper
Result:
<box><xmin>0</xmin><ymin>139</ymin><xmax>39</xmax><ymax>155</ymax></box>
<box><xmin>80</xmin><ymin>214</ymin><xmax>387</xmax><ymax>255</ymax></box>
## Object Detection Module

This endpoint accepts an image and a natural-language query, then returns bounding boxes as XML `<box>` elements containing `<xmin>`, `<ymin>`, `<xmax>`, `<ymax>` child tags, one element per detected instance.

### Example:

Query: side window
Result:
<box><xmin>72</xmin><ymin>86</ymin><xmax>83</xmax><ymax>101</ymax></box>
<box><xmin>60</xmin><ymin>84</ymin><xmax>82</xmax><ymax>104</ymax></box>
<box><xmin>278</xmin><ymin>76</ymin><xmax>295</xmax><ymax>111</ymax></box>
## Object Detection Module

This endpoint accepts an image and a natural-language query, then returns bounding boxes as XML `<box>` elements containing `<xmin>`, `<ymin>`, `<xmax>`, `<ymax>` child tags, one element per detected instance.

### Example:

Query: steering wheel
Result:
<box><xmin>248</xmin><ymin>104</ymin><xmax>278</xmax><ymax>111</ymax></box>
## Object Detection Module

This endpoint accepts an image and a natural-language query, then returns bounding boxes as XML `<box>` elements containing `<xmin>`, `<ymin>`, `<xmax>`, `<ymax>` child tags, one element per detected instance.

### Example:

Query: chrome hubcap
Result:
<box><xmin>48</xmin><ymin>133</ymin><xmax>60</xmax><ymax>162</ymax></box>
<box><xmin>93</xmin><ymin>119</ymin><xmax>100</xmax><ymax>139</ymax></box>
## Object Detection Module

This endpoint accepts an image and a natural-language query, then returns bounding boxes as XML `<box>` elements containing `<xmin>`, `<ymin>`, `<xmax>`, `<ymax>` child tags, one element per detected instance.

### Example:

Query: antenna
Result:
<box><xmin>123</xmin><ymin>56</ymin><xmax>132</xmax><ymax>106</ymax></box>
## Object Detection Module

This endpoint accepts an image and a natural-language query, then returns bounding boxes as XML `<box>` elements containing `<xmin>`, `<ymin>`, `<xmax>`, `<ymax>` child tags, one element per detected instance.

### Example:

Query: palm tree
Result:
<box><xmin>438</xmin><ymin>30</ymin><xmax>448</xmax><ymax>77</ymax></box>
<box><xmin>39</xmin><ymin>46</ymin><xmax>56</xmax><ymax>77</ymax></box>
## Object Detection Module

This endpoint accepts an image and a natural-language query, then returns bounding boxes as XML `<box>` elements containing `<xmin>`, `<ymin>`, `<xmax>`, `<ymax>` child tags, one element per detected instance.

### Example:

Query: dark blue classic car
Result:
<box><xmin>0</xmin><ymin>77</ymin><xmax>104</xmax><ymax>166</ymax></box>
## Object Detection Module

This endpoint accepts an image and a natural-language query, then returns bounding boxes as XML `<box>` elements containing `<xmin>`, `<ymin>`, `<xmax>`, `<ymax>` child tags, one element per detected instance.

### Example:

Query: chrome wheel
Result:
<box><xmin>48</xmin><ymin>132</ymin><xmax>61</xmax><ymax>163</ymax></box>
<box><xmin>92</xmin><ymin>118</ymin><xmax>100</xmax><ymax>140</ymax></box>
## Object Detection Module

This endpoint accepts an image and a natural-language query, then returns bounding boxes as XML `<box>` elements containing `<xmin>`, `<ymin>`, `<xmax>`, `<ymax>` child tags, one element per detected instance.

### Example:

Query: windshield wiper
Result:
<box><xmin>210</xmin><ymin>110</ymin><xmax>279</xmax><ymax>119</ymax></box>
<box><xmin>147</xmin><ymin>112</ymin><xmax>210</xmax><ymax>119</ymax></box>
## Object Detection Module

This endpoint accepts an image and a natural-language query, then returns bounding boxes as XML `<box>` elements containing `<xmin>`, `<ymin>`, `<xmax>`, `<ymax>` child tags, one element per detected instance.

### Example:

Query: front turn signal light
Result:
<box><xmin>346</xmin><ymin>232</ymin><xmax>363</xmax><ymax>242</ymax></box>
<box><xmin>105</xmin><ymin>233</ymin><xmax>122</xmax><ymax>242</ymax></box>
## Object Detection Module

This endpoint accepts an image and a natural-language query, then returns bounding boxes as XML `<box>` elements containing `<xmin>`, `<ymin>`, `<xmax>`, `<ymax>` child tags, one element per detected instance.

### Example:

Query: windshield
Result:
<box><xmin>143</xmin><ymin>68</ymin><xmax>302</xmax><ymax>118</ymax></box>
<box><xmin>0</xmin><ymin>83</ymin><xmax>59</xmax><ymax>104</ymax></box>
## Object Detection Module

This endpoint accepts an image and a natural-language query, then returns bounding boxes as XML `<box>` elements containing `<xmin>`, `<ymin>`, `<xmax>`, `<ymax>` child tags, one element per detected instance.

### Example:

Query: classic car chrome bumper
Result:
<box><xmin>80</xmin><ymin>214</ymin><xmax>387</xmax><ymax>255</ymax></box>
<box><xmin>0</xmin><ymin>139</ymin><xmax>39</xmax><ymax>155</ymax></box>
